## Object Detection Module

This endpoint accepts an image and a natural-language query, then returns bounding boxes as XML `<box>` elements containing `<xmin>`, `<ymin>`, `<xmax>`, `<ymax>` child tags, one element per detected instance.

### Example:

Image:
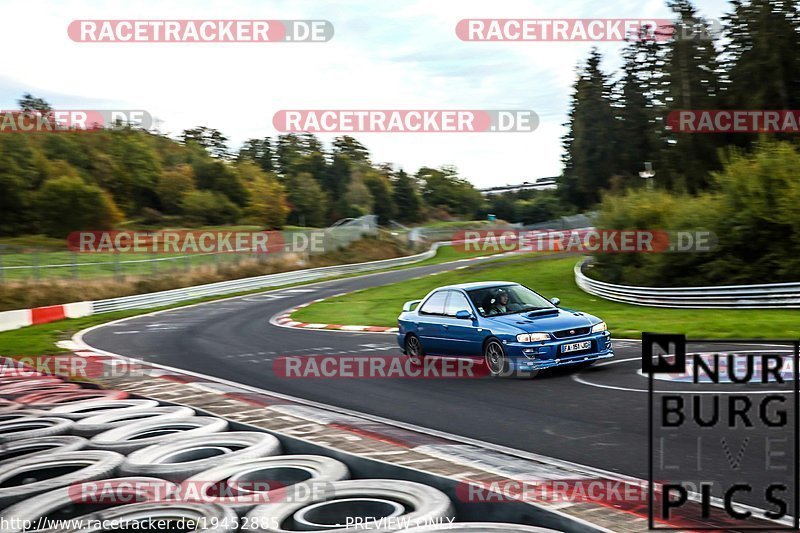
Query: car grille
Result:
<box><xmin>552</xmin><ymin>327</ymin><xmax>590</xmax><ymax>339</ymax></box>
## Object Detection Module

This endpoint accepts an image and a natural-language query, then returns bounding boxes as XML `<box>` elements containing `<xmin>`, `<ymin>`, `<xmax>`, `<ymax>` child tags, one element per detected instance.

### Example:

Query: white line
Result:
<box><xmin>574</xmin><ymin>356</ymin><xmax>793</xmax><ymax>394</ymax></box>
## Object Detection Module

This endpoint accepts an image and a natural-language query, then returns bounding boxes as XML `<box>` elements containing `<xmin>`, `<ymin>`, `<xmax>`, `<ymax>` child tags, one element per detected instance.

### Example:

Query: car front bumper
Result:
<box><xmin>505</xmin><ymin>331</ymin><xmax>614</xmax><ymax>371</ymax></box>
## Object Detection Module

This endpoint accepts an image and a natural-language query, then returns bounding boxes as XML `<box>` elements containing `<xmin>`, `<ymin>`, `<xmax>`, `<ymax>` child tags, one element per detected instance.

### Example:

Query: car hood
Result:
<box><xmin>487</xmin><ymin>308</ymin><xmax>598</xmax><ymax>333</ymax></box>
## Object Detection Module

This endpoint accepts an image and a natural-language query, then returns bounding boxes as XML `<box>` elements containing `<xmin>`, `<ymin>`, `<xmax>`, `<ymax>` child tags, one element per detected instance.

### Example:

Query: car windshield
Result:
<box><xmin>467</xmin><ymin>284</ymin><xmax>554</xmax><ymax>317</ymax></box>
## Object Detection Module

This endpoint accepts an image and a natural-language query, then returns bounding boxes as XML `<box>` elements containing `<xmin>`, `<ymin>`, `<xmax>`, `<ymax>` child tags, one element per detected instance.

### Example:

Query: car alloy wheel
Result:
<box><xmin>484</xmin><ymin>340</ymin><xmax>508</xmax><ymax>376</ymax></box>
<box><xmin>404</xmin><ymin>335</ymin><xmax>424</xmax><ymax>365</ymax></box>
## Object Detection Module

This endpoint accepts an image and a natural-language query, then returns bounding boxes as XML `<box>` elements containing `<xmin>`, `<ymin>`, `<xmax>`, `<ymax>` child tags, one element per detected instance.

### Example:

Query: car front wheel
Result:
<box><xmin>404</xmin><ymin>334</ymin><xmax>424</xmax><ymax>365</ymax></box>
<box><xmin>484</xmin><ymin>339</ymin><xmax>508</xmax><ymax>377</ymax></box>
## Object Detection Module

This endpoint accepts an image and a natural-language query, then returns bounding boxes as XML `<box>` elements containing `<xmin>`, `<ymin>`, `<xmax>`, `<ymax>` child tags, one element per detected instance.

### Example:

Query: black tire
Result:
<box><xmin>0</xmin><ymin>380</ymin><xmax>79</xmax><ymax>400</ymax></box>
<box><xmin>0</xmin><ymin>476</ymin><xmax>177</xmax><ymax>533</ymax></box>
<box><xmin>56</xmin><ymin>502</ymin><xmax>239</xmax><ymax>533</ymax></box>
<box><xmin>89</xmin><ymin>416</ymin><xmax>228</xmax><ymax>454</ymax></box>
<box><xmin>0</xmin><ymin>435</ymin><xmax>88</xmax><ymax>467</ymax></box>
<box><xmin>0</xmin><ymin>417</ymin><xmax>74</xmax><ymax>444</ymax></box>
<box><xmin>484</xmin><ymin>339</ymin><xmax>509</xmax><ymax>377</ymax></box>
<box><xmin>0</xmin><ymin>450</ymin><xmax>123</xmax><ymax>509</ymax></box>
<box><xmin>72</xmin><ymin>406</ymin><xmax>195</xmax><ymax>436</ymax></box>
<box><xmin>120</xmin><ymin>431</ymin><xmax>282</xmax><ymax>481</ymax></box>
<box><xmin>0</xmin><ymin>409</ymin><xmax>49</xmax><ymax>423</ymax></box>
<box><xmin>0</xmin><ymin>400</ymin><xmax>20</xmax><ymax>413</ymax></box>
<box><xmin>182</xmin><ymin>454</ymin><xmax>350</xmax><ymax>513</ymax></box>
<box><xmin>245</xmin><ymin>479</ymin><xmax>454</xmax><ymax>533</ymax></box>
<box><xmin>404</xmin><ymin>334</ymin><xmax>425</xmax><ymax>364</ymax></box>
<box><xmin>48</xmin><ymin>399</ymin><xmax>160</xmax><ymax>420</ymax></box>
<box><xmin>16</xmin><ymin>389</ymin><xmax>128</xmax><ymax>408</ymax></box>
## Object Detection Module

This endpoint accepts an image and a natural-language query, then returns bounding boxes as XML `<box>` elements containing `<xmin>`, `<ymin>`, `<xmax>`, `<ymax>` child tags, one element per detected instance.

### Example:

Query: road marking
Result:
<box><xmin>573</xmin><ymin>355</ymin><xmax>792</xmax><ymax>394</ymax></box>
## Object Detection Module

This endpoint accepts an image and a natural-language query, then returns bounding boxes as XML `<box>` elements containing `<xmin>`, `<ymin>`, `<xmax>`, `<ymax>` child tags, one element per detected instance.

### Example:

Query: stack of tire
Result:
<box><xmin>0</xmin><ymin>361</ymin><xmax>559</xmax><ymax>532</ymax></box>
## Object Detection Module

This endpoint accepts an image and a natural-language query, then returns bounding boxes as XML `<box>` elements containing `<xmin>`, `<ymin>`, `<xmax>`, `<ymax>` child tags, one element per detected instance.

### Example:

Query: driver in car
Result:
<box><xmin>488</xmin><ymin>288</ymin><xmax>510</xmax><ymax>315</ymax></box>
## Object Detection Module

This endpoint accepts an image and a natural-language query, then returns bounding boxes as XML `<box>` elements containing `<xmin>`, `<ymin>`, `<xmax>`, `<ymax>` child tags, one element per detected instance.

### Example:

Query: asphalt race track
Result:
<box><xmin>82</xmin><ymin>258</ymin><xmax>797</xmax><ymax>510</ymax></box>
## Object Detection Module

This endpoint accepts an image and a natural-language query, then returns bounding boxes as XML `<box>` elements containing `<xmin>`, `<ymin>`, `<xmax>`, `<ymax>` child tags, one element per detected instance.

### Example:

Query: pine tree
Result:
<box><xmin>723</xmin><ymin>0</ymin><xmax>800</xmax><ymax>111</ymax></box>
<box><xmin>660</xmin><ymin>0</ymin><xmax>724</xmax><ymax>192</ymax></box>
<box><xmin>392</xmin><ymin>169</ymin><xmax>422</xmax><ymax>223</ymax></box>
<box><xmin>614</xmin><ymin>32</ymin><xmax>663</xmax><ymax>186</ymax></box>
<box><xmin>560</xmin><ymin>49</ymin><xmax>618</xmax><ymax>209</ymax></box>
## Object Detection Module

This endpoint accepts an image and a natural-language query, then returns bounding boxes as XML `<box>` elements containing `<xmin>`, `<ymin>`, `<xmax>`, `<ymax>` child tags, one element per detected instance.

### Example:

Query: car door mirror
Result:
<box><xmin>455</xmin><ymin>310</ymin><xmax>474</xmax><ymax>320</ymax></box>
<box><xmin>550</xmin><ymin>297</ymin><xmax>561</xmax><ymax>307</ymax></box>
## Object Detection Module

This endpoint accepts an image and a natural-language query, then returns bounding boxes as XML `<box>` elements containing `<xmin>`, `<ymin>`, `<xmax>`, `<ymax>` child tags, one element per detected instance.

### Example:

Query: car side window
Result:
<box><xmin>444</xmin><ymin>291</ymin><xmax>471</xmax><ymax>317</ymax></box>
<box><xmin>419</xmin><ymin>291</ymin><xmax>448</xmax><ymax>315</ymax></box>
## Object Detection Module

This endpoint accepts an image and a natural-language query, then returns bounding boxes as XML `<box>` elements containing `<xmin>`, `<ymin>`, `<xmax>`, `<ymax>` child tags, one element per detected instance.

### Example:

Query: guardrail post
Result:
<box><xmin>33</xmin><ymin>250</ymin><xmax>40</xmax><ymax>281</ymax></box>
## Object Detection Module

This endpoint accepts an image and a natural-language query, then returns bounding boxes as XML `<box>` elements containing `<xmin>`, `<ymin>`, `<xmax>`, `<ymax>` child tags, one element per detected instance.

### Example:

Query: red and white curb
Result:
<box><xmin>272</xmin><ymin>300</ymin><xmax>398</xmax><ymax>334</ymax></box>
<box><xmin>0</xmin><ymin>301</ymin><xmax>93</xmax><ymax>332</ymax></box>
<box><xmin>270</xmin><ymin>251</ymin><xmax>524</xmax><ymax>334</ymax></box>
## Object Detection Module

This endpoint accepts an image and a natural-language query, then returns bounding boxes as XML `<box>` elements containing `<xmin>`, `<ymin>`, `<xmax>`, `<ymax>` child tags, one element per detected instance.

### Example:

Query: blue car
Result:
<box><xmin>397</xmin><ymin>281</ymin><xmax>613</xmax><ymax>376</ymax></box>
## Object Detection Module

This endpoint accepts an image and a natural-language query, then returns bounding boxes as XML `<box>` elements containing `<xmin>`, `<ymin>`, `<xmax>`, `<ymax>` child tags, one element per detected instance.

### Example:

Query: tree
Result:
<box><xmin>342</xmin><ymin>167</ymin><xmax>374</xmax><ymax>217</ymax></box>
<box><xmin>34</xmin><ymin>176</ymin><xmax>122</xmax><ymax>237</ymax></box>
<box><xmin>192</xmin><ymin>156</ymin><xmax>249</xmax><ymax>207</ymax></box>
<box><xmin>364</xmin><ymin>169</ymin><xmax>396</xmax><ymax>225</ymax></box>
<box><xmin>275</xmin><ymin>134</ymin><xmax>303</xmax><ymax>177</ymax></box>
<box><xmin>156</xmin><ymin>164</ymin><xmax>196</xmax><ymax>214</ymax></box>
<box><xmin>17</xmin><ymin>93</ymin><xmax>52</xmax><ymax>114</ymax></box>
<box><xmin>516</xmin><ymin>191</ymin><xmax>563</xmax><ymax>224</ymax></box>
<box><xmin>237</xmin><ymin>138</ymin><xmax>274</xmax><ymax>172</ymax></box>
<box><xmin>487</xmin><ymin>193</ymin><xmax>518</xmax><ymax>222</ymax></box>
<box><xmin>181</xmin><ymin>190</ymin><xmax>240</xmax><ymax>225</ymax></box>
<box><xmin>108</xmin><ymin>131</ymin><xmax>162</xmax><ymax>215</ymax></box>
<box><xmin>560</xmin><ymin>49</ymin><xmax>618</xmax><ymax>209</ymax></box>
<box><xmin>286</xmin><ymin>172</ymin><xmax>328</xmax><ymax>227</ymax></box>
<box><xmin>392</xmin><ymin>169</ymin><xmax>422</xmax><ymax>223</ymax></box>
<box><xmin>418</xmin><ymin>166</ymin><xmax>483</xmax><ymax>218</ymax></box>
<box><xmin>723</xmin><ymin>0</ymin><xmax>800</xmax><ymax>112</ymax></box>
<box><xmin>613</xmin><ymin>31</ymin><xmax>663</xmax><ymax>186</ymax></box>
<box><xmin>333</xmin><ymin>136</ymin><xmax>370</xmax><ymax>163</ymax></box>
<box><xmin>659</xmin><ymin>0</ymin><xmax>724</xmax><ymax>192</ymax></box>
<box><xmin>181</xmin><ymin>127</ymin><xmax>230</xmax><ymax>159</ymax></box>
<box><xmin>237</xmin><ymin>160</ymin><xmax>289</xmax><ymax>228</ymax></box>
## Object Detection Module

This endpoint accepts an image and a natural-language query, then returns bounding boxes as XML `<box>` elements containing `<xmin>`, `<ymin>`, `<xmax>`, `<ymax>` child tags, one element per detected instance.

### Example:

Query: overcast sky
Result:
<box><xmin>0</xmin><ymin>0</ymin><xmax>729</xmax><ymax>188</ymax></box>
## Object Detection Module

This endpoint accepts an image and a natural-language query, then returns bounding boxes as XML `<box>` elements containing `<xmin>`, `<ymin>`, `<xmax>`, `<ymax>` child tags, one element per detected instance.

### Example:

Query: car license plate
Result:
<box><xmin>562</xmin><ymin>341</ymin><xmax>590</xmax><ymax>353</ymax></box>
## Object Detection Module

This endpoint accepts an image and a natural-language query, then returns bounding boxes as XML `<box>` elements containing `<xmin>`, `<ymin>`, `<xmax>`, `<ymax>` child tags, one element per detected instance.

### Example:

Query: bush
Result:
<box><xmin>181</xmin><ymin>190</ymin><xmax>241</xmax><ymax>225</ymax></box>
<box><xmin>34</xmin><ymin>176</ymin><xmax>123</xmax><ymax>238</ymax></box>
<box><xmin>591</xmin><ymin>141</ymin><xmax>800</xmax><ymax>286</ymax></box>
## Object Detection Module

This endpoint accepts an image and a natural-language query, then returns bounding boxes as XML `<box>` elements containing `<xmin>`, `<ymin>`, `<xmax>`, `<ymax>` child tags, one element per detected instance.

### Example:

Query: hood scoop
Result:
<box><xmin>525</xmin><ymin>308</ymin><xmax>560</xmax><ymax>319</ymax></box>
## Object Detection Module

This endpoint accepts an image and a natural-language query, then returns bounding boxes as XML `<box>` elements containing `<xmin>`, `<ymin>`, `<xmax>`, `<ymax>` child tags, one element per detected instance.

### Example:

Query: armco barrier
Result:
<box><xmin>575</xmin><ymin>258</ymin><xmax>800</xmax><ymax>308</ymax></box>
<box><xmin>0</xmin><ymin>243</ymin><xmax>447</xmax><ymax>333</ymax></box>
<box><xmin>90</xmin><ymin>242</ymin><xmax>444</xmax><ymax>314</ymax></box>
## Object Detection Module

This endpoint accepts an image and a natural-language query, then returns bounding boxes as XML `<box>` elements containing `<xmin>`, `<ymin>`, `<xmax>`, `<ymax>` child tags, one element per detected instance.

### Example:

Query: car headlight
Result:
<box><xmin>517</xmin><ymin>333</ymin><xmax>550</xmax><ymax>343</ymax></box>
<box><xmin>591</xmin><ymin>321</ymin><xmax>608</xmax><ymax>333</ymax></box>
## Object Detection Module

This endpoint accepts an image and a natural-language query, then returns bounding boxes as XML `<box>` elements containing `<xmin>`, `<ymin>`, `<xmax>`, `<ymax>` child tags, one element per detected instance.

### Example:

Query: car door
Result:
<box><xmin>415</xmin><ymin>290</ymin><xmax>450</xmax><ymax>355</ymax></box>
<box><xmin>439</xmin><ymin>290</ymin><xmax>484</xmax><ymax>357</ymax></box>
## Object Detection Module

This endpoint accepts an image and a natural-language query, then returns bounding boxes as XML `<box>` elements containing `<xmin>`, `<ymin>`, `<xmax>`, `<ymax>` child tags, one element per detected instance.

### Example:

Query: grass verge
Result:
<box><xmin>292</xmin><ymin>256</ymin><xmax>800</xmax><ymax>339</ymax></box>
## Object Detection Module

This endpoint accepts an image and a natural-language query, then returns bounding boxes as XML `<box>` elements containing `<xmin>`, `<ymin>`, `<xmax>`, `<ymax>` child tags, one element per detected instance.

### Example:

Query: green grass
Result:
<box><xmin>0</xmin><ymin>250</ymin><xmax>264</xmax><ymax>282</ymax></box>
<box><xmin>293</xmin><ymin>256</ymin><xmax>800</xmax><ymax>339</ymax></box>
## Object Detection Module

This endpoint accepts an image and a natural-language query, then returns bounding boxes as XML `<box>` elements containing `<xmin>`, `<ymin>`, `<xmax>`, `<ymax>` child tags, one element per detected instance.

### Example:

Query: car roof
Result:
<box><xmin>435</xmin><ymin>281</ymin><xmax>518</xmax><ymax>291</ymax></box>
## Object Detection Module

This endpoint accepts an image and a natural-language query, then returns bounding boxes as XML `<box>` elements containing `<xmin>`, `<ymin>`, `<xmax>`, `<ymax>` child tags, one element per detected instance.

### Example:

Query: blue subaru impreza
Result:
<box><xmin>397</xmin><ymin>281</ymin><xmax>613</xmax><ymax>376</ymax></box>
